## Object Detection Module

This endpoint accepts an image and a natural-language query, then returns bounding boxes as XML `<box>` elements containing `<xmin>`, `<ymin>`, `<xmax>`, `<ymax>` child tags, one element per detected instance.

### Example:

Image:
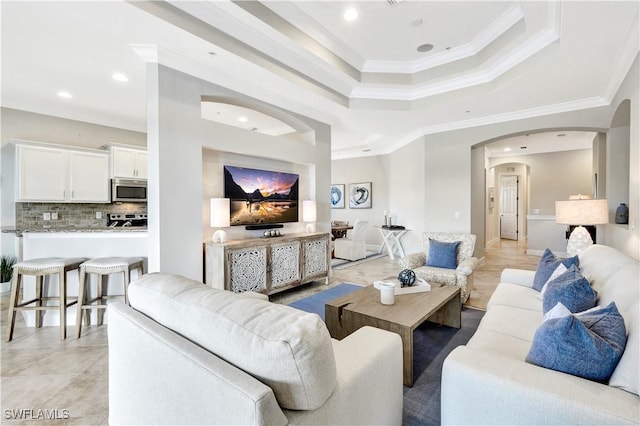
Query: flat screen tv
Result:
<box><xmin>224</xmin><ymin>165</ymin><xmax>299</xmax><ymax>226</ymax></box>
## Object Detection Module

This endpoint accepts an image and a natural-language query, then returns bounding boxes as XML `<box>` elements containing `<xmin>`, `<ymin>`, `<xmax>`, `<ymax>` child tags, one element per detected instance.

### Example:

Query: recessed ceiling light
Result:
<box><xmin>344</xmin><ymin>8</ymin><xmax>358</xmax><ymax>21</ymax></box>
<box><xmin>417</xmin><ymin>43</ymin><xmax>434</xmax><ymax>53</ymax></box>
<box><xmin>238</xmin><ymin>116</ymin><xmax>248</xmax><ymax>123</ymax></box>
<box><xmin>503</xmin><ymin>147</ymin><xmax>512</xmax><ymax>152</ymax></box>
<box><xmin>112</xmin><ymin>73</ymin><xmax>128</xmax><ymax>82</ymax></box>
<box><xmin>57</xmin><ymin>91</ymin><xmax>72</xmax><ymax>99</ymax></box>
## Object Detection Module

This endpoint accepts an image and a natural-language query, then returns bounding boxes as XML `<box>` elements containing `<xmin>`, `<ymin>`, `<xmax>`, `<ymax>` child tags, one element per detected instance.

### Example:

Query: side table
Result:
<box><xmin>376</xmin><ymin>226</ymin><xmax>409</xmax><ymax>260</ymax></box>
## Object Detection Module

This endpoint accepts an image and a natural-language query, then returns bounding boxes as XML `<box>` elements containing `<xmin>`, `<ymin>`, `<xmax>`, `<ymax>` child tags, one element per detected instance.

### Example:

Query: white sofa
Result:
<box><xmin>108</xmin><ymin>273</ymin><xmax>403</xmax><ymax>425</ymax></box>
<box><xmin>441</xmin><ymin>244</ymin><xmax>639</xmax><ymax>425</ymax></box>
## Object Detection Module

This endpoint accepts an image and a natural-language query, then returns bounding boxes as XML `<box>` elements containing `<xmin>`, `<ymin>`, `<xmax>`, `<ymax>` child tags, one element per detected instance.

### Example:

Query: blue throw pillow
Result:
<box><xmin>526</xmin><ymin>302</ymin><xmax>627</xmax><ymax>381</ymax></box>
<box><xmin>533</xmin><ymin>248</ymin><xmax>579</xmax><ymax>291</ymax></box>
<box><xmin>542</xmin><ymin>265</ymin><xmax>597</xmax><ymax>314</ymax></box>
<box><xmin>426</xmin><ymin>239</ymin><xmax>461</xmax><ymax>269</ymax></box>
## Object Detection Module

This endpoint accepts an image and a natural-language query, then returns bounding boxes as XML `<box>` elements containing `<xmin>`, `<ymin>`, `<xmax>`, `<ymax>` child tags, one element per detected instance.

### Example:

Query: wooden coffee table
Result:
<box><xmin>325</xmin><ymin>283</ymin><xmax>461</xmax><ymax>386</ymax></box>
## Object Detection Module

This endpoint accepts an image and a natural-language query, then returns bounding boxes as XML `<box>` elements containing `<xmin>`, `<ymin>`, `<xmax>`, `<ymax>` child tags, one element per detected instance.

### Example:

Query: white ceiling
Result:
<box><xmin>2</xmin><ymin>1</ymin><xmax>638</xmax><ymax>159</ymax></box>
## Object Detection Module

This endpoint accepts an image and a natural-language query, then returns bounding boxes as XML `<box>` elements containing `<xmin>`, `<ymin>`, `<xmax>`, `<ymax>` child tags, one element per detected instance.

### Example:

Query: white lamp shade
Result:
<box><xmin>210</xmin><ymin>198</ymin><xmax>230</xmax><ymax>228</ymax></box>
<box><xmin>555</xmin><ymin>199</ymin><xmax>608</xmax><ymax>225</ymax></box>
<box><xmin>302</xmin><ymin>200</ymin><xmax>317</xmax><ymax>223</ymax></box>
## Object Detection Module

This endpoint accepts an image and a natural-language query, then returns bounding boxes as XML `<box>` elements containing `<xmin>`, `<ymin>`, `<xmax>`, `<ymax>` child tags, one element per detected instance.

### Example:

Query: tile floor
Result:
<box><xmin>0</xmin><ymin>239</ymin><xmax>539</xmax><ymax>424</ymax></box>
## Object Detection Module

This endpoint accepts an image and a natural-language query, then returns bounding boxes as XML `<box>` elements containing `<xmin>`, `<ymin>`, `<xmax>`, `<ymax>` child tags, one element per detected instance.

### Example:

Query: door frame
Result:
<box><xmin>499</xmin><ymin>174</ymin><xmax>519</xmax><ymax>240</ymax></box>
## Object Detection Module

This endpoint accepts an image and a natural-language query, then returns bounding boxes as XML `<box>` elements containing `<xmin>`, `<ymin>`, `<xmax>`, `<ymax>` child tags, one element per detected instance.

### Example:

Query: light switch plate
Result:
<box><xmin>43</xmin><ymin>213</ymin><xmax>51</xmax><ymax>221</ymax></box>
<box><xmin>51</xmin><ymin>212</ymin><xmax>58</xmax><ymax>220</ymax></box>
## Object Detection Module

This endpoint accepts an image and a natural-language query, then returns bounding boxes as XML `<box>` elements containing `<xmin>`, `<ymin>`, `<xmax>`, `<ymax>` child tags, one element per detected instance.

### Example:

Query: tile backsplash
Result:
<box><xmin>16</xmin><ymin>203</ymin><xmax>147</xmax><ymax>230</ymax></box>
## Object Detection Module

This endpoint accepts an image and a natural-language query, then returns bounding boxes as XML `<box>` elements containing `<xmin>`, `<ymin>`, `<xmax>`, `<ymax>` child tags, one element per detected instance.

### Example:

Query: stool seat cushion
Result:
<box><xmin>15</xmin><ymin>257</ymin><xmax>86</xmax><ymax>271</ymax></box>
<box><xmin>82</xmin><ymin>257</ymin><xmax>143</xmax><ymax>270</ymax></box>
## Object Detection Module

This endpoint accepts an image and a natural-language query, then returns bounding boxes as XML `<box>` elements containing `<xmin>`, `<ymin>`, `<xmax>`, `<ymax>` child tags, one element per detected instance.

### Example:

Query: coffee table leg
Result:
<box><xmin>399</xmin><ymin>326</ymin><xmax>413</xmax><ymax>387</ymax></box>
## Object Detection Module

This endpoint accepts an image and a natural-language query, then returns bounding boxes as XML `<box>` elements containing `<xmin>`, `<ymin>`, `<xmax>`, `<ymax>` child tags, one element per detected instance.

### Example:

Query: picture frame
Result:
<box><xmin>349</xmin><ymin>182</ymin><xmax>372</xmax><ymax>209</ymax></box>
<box><xmin>330</xmin><ymin>184</ymin><xmax>345</xmax><ymax>209</ymax></box>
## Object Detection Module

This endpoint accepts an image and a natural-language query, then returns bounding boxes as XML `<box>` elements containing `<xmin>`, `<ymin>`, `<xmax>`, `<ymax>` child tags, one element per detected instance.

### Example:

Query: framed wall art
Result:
<box><xmin>330</xmin><ymin>184</ymin><xmax>345</xmax><ymax>209</ymax></box>
<box><xmin>349</xmin><ymin>182</ymin><xmax>372</xmax><ymax>209</ymax></box>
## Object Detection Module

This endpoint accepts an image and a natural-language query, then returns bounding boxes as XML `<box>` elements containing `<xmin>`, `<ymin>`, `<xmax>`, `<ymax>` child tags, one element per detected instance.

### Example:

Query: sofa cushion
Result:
<box><xmin>414</xmin><ymin>266</ymin><xmax>457</xmax><ymax>286</ymax></box>
<box><xmin>526</xmin><ymin>302</ymin><xmax>627</xmax><ymax>381</ymax></box>
<box><xmin>487</xmin><ymin>282</ymin><xmax>542</xmax><ymax>312</ymax></box>
<box><xmin>426</xmin><ymin>239</ymin><xmax>461</xmax><ymax>269</ymax></box>
<box><xmin>610</xmin><ymin>306</ymin><xmax>639</xmax><ymax>395</ymax></box>
<box><xmin>127</xmin><ymin>273</ymin><xmax>337</xmax><ymax>410</ymax></box>
<box><xmin>533</xmin><ymin>248</ymin><xmax>579</xmax><ymax>291</ymax></box>
<box><xmin>542</xmin><ymin>265</ymin><xmax>597</xmax><ymax>314</ymax></box>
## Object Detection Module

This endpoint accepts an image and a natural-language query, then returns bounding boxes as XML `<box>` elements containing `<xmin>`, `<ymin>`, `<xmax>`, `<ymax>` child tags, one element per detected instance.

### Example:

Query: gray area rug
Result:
<box><xmin>331</xmin><ymin>251</ymin><xmax>385</xmax><ymax>269</ymax></box>
<box><xmin>403</xmin><ymin>307</ymin><xmax>485</xmax><ymax>426</ymax></box>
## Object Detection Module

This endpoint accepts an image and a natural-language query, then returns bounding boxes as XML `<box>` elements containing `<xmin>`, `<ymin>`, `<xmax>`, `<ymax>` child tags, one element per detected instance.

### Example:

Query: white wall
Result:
<box><xmin>147</xmin><ymin>65</ymin><xmax>331</xmax><ymax>280</ymax></box>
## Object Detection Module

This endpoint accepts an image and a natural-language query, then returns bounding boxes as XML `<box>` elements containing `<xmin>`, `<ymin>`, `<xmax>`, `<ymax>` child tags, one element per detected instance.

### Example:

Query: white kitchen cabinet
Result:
<box><xmin>111</xmin><ymin>147</ymin><xmax>147</xmax><ymax>178</ymax></box>
<box><xmin>17</xmin><ymin>144</ymin><xmax>68</xmax><ymax>201</ymax></box>
<box><xmin>16</xmin><ymin>143</ymin><xmax>110</xmax><ymax>203</ymax></box>
<box><xmin>69</xmin><ymin>151</ymin><xmax>110</xmax><ymax>202</ymax></box>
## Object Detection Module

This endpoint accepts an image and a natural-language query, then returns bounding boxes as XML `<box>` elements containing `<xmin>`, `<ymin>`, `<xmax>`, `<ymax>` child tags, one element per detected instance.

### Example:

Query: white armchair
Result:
<box><xmin>334</xmin><ymin>220</ymin><xmax>368</xmax><ymax>261</ymax></box>
<box><xmin>399</xmin><ymin>232</ymin><xmax>479</xmax><ymax>302</ymax></box>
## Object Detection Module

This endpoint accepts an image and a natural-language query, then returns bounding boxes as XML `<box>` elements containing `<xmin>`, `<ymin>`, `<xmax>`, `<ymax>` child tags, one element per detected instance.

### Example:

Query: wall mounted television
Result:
<box><xmin>224</xmin><ymin>165</ymin><xmax>299</xmax><ymax>226</ymax></box>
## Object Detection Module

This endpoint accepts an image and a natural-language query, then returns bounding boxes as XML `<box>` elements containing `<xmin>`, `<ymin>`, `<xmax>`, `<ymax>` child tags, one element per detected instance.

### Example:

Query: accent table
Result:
<box><xmin>376</xmin><ymin>226</ymin><xmax>409</xmax><ymax>260</ymax></box>
<box><xmin>325</xmin><ymin>283</ymin><xmax>461</xmax><ymax>386</ymax></box>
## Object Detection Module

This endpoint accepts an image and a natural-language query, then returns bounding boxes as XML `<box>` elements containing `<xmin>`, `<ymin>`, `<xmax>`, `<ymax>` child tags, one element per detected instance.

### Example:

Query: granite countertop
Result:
<box><xmin>3</xmin><ymin>227</ymin><xmax>148</xmax><ymax>236</ymax></box>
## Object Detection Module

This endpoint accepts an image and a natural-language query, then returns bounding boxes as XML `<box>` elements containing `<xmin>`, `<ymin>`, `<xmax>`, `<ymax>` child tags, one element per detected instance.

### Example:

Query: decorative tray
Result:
<box><xmin>373</xmin><ymin>278</ymin><xmax>431</xmax><ymax>294</ymax></box>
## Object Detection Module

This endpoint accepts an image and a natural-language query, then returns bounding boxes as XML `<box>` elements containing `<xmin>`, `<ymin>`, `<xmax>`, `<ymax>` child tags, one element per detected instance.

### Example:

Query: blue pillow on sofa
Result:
<box><xmin>542</xmin><ymin>265</ymin><xmax>597</xmax><ymax>314</ymax></box>
<box><xmin>526</xmin><ymin>302</ymin><xmax>627</xmax><ymax>381</ymax></box>
<box><xmin>533</xmin><ymin>248</ymin><xmax>579</xmax><ymax>291</ymax></box>
<box><xmin>426</xmin><ymin>239</ymin><xmax>461</xmax><ymax>269</ymax></box>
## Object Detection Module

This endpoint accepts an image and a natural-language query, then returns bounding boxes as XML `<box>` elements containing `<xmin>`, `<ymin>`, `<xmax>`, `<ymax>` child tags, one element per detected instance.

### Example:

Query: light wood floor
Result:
<box><xmin>0</xmin><ymin>239</ymin><xmax>540</xmax><ymax>424</ymax></box>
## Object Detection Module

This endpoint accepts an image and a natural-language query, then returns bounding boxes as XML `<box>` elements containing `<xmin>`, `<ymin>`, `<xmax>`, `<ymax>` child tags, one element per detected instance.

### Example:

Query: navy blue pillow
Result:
<box><xmin>542</xmin><ymin>265</ymin><xmax>597</xmax><ymax>314</ymax></box>
<box><xmin>526</xmin><ymin>302</ymin><xmax>627</xmax><ymax>381</ymax></box>
<box><xmin>533</xmin><ymin>248</ymin><xmax>579</xmax><ymax>291</ymax></box>
<box><xmin>426</xmin><ymin>239</ymin><xmax>461</xmax><ymax>269</ymax></box>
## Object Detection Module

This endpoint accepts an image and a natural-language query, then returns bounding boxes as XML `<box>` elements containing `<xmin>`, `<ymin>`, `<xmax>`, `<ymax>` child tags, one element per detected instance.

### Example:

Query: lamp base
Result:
<box><xmin>566</xmin><ymin>225</ymin><xmax>593</xmax><ymax>257</ymax></box>
<box><xmin>212</xmin><ymin>229</ymin><xmax>227</xmax><ymax>243</ymax></box>
<box><xmin>305</xmin><ymin>223</ymin><xmax>316</xmax><ymax>233</ymax></box>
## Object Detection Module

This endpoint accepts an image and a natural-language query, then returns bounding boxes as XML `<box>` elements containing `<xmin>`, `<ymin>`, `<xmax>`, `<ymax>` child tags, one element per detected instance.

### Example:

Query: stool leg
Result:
<box><xmin>59</xmin><ymin>269</ymin><xmax>67</xmax><ymax>340</ymax></box>
<box><xmin>75</xmin><ymin>268</ymin><xmax>86</xmax><ymax>339</ymax></box>
<box><xmin>6</xmin><ymin>271</ymin><xmax>20</xmax><ymax>342</ymax></box>
<box><xmin>97</xmin><ymin>274</ymin><xmax>106</xmax><ymax>326</ymax></box>
<box><xmin>35</xmin><ymin>275</ymin><xmax>43</xmax><ymax>328</ymax></box>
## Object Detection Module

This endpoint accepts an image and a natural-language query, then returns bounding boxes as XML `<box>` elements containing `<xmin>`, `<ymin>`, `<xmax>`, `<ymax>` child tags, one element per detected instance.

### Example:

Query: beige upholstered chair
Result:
<box><xmin>334</xmin><ymin>220</ymin><xmax>368</xmax><ymax>261</ymax></box>
<box><xmin>399</xmin><ymin>232</ymin><xmax>478</xmax><ymax>302</ymax></box>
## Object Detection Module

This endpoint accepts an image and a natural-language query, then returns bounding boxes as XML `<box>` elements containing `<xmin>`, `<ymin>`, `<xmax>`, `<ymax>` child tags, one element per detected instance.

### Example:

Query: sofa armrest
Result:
<box><xmin>457</xmin><ymin>257</ymin><xmax>479</xmax><ymax>275</ymax></box>
<box><xmin>442</xmin><ymin>346</ymin><xmax>640</xmax><ymax>425</ymax></box>
<box><xmin>500</xmin><ymin>268</ymin><xmax>536</xmax><ymax>288</ymax></box>
<box><xmin>398</xmin><ymin>252</ymin><xmax>426</xmax><ymax>270</ymax></box>
<box><xmin>284</xmin><ymin>326</ymin><xmax>403</xmax><ymax>425</ymax></box>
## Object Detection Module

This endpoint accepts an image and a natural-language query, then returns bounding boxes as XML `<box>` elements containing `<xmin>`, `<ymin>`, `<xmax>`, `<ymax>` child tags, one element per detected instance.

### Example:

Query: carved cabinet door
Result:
<box><xmin>226</xmin><ymin>245</ymin><xmax>268</xmax><ymax>293</ymax></box>
<box><xmin>269</xmin><ymin>241</ymin><xmax>301</xmax><ymax>290</ymax></box>
<box><xmin>302</xmin><ymin>236</ymin><xmax>329</xmax><ymax>281</ymax></box>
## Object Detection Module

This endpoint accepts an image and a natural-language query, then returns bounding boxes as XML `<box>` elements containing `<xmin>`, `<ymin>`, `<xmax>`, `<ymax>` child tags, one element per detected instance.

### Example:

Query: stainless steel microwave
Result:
<box><xmin>111</xmin><ymin>178</ymin><xmax>147</xmax><ymax>202</ymax></box>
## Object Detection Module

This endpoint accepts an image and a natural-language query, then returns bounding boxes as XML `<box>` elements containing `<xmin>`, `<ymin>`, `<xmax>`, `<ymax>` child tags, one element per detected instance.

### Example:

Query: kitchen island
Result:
<box><xmin>19</xmin><ymin>230</ymin><xmax>148</xmax><ymax>327</ymax></box>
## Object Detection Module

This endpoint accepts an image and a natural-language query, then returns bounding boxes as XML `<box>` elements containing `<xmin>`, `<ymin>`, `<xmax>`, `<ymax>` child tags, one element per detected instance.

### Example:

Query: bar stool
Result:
<box><xmin>6</xmin><ymin>257</ymin><xmax>86</xmax><ymax>342</ymax></box>
<box><xmin>75</xmin><ymin>257</ymin><xmax>145</xmax><ymax>338</ymax></box>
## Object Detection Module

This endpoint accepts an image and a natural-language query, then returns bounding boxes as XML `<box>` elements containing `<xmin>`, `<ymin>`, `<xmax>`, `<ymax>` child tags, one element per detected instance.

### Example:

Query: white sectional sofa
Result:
<box><xmin>441</xmin><ymin>244</ymin><xmax>639</xmax><ymax>425</ymax></box>
<box><xmin>108</xmin><ymin>273</ymin><xmax>403</xmax><ymax>425</ymax></box>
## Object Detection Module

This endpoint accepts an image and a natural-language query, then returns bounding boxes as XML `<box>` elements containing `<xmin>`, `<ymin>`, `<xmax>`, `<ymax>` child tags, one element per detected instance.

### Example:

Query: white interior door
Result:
<box><xmin>500</xmin><ymin>175</ymin><xmax>519</xmax><ymax>240</ymax></box>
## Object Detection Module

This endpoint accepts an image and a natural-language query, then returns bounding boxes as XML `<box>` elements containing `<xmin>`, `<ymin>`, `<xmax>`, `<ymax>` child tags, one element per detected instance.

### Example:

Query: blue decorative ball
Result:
<box><xmin>398</xmin><ymin>269</ymin><xmax>416</xmax><ymax>287</ymax></box>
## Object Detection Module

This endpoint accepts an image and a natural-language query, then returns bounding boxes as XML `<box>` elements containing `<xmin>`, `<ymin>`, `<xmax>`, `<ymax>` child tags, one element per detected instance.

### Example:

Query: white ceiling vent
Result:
<box><xmin>387</xmin><ymin>0</ymin><xmax>403</xmax><ymax>5</ymax></box>
<box><xmin>506</xmin><ymin>167</ymin><xmax>516</xmax><ymax>172</ymax></box>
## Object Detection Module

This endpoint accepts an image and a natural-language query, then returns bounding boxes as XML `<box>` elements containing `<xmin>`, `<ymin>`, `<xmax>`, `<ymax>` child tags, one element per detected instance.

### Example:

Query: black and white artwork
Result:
<box><xmin>349</xmin><ymin>182</ymin><xmax>372</xmax><ymax>209</ymax></box>
<box><xmin>331</xmin><ymin>184</ymin><xmax>345</xmax><ymax>209</ymax></box>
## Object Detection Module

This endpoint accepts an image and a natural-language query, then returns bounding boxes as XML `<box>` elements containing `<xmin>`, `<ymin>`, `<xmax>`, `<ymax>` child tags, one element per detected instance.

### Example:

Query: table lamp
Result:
<box><xmin>302</xmin><ymin>200</ymin><xmax>317</xmax><ymax>233</ymax></box>
<box><xmin>555</xmin><ymin>197</ymin><xmax>608</xmax><ymax>256</ymax></box>
<box><xmin>210</xmin><ymin>198</ymin><xmax>230</xmax><ymax>243</ymax></box>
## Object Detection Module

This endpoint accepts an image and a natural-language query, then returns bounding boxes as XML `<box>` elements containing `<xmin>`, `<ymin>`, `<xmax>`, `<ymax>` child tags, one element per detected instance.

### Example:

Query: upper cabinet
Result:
<box><xmin>16</xmin><ymin>144</ymin><xmax>110</xmax><ymax>203</ymax></box>
<box><xmin>110</xmin><ymin>146</ymin><xmax>147</xmax><ymax>179</ymax></box>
